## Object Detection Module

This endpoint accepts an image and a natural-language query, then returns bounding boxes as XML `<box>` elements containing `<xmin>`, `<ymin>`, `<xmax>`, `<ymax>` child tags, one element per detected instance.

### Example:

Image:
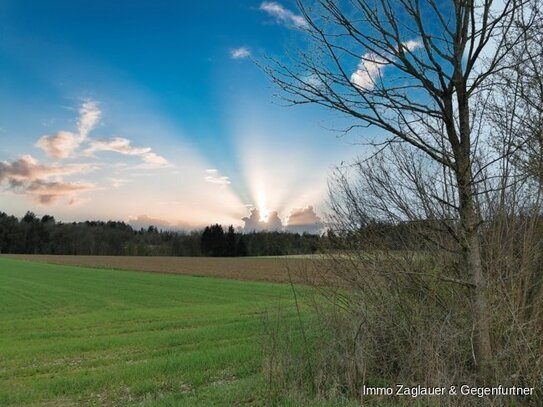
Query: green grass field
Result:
<box><xmin>0</xmin><ymin>257</ymin><xmax>300</xmax><ymax>406</ymax></box>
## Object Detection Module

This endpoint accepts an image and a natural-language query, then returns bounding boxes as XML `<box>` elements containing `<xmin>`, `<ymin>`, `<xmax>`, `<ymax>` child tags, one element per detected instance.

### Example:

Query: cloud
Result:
<box><xmin>240</xmin><ymin>206</ymin><xmax>323</xmax><ymax>234</ymax></box>
<box><xmin>242</xmin><ymin>208</ymin><xmax>283</xmax><ymax>232</ymax></box>
<box><xmin>204</xmin><ymin>169</ymin><xmax>231</xmax><ymax>185</ymax></box>
<box><xmin>35</xmin><ymin>130</ymin><xmax>82</xmax><ymax>160</ymax></box>
<box><xmin>84</xmin><ymin>137</ymin><xmax>170</xmax><ymax>169</ymax></box>
<box><xmin>36</xmin><ymin>101</ymin><xmax>169</xmax><ymax>169</ymax></box>
<box><xmin>402</xmin><ymin>40</ymin><xmax>422</xmax><ymax>51</ymax></box>
<box><xmin>0</xmin><ymin>155</ymin><xmax>95</xmax><ymax>204</ymax></box>
<box><xmin>128</xmin><ymin>215</ymin><xmax>173</xmax><ymax>230</ymax></box>
<box><xmin>78</xmin><ymin>100</ymin><xmax>101</xmax><ymax>138</ymax></box>
<box><xmin>22</xmin><ymin>180</ymin><xmax>95</xmax><ymax>204</ymax></box>
<box><xmin>265</xmin><ymin>211</ymin><xmax>283</xmax><ymax>230</ymax></box>
<box><xmin>350</xmin><ymin>53</ymin><xmax>388</xmax><ymax>90</ymax></box>
<box><xmin>108</xmin><ymin>178</ymin><xmax>129</xmax><ymax>188</ymax></box>
<box><xmin>36</xmin><ymin>100</ymin><xmax>101</xmax><ymax>159</ymax></box>
<box><xmin>259</xmin><ymin>1</ymin><xmax>308</xmax><ymax>28</ymax></box>
<box><xmin>304</xmin><ymin>73</ymin><xmax>324</xmax><ymax>90</ymax></box>
<box><xmin>139</xmin><ymin>152</ymin><xmax>170</xmax><ymax>169</ymax></box>
<box><xmin>85</xmin><ymin>137</ymin><xmax>151</xmax><ymax>156</ymax></box>
<box><xmin>285</xmin><ymin>205</ymin><xmax>323</xmax><ymax>234</ymax></box>
<box><xmin>128</xmin><ymin>215</ymin><xmax>195</xmax><ymax>231</ymax></box>
<box><xmin>36</xmin><ymin>101</ymin><xmax>171</xmax><ymax>174</ymax></box>
<box><xmin>230</xmin><ymin>47</ymin><xmax>251</xmax><ymax>59</ymax></box>
<box><xmin>351</xmin><ymin>40</ymin><xmax>422</xmax><ymax>90</ymax></box>
<box><xmin>0</xmin><ymin>155</ymin><xmax>92</xmax><ymax>182</ymax></box>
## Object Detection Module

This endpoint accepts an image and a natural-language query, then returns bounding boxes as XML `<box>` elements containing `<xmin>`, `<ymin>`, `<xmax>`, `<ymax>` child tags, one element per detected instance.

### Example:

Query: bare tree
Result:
<box><xmin>265</xmin><ymin>0</ymin><xmax>537</xmax><ymax>381</ymax></box>
<box><xmin>490</xmin><ymin>0</ymin><xmax>543</xmax><ymax>187</ymax></box>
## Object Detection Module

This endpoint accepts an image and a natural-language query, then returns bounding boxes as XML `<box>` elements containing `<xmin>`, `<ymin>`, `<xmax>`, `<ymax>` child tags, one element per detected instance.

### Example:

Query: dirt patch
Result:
<box><xmin>1</xmin><ymin>255</ymin><xmax>322</xmax><ymax>284</ymax></box>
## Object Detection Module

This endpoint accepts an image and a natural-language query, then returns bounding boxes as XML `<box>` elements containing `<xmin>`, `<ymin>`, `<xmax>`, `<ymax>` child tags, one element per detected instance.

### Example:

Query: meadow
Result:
<box><xmin>0</xmin><ymin>257</ymin><xmax>302</xmax><ymax>406</ymax></box>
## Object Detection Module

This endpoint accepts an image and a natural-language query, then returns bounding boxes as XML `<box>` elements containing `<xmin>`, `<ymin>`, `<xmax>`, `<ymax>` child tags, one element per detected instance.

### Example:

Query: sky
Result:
<box><xmin>0</xmin><ymin>0</ymin><xmax>370</xmax><ymax>232</ymax></box>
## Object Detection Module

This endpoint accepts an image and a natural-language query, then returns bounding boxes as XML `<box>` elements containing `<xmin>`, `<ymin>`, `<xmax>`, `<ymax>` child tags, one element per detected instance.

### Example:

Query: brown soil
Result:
<box><xmin>1</xmin><ymin>254</ymin><xmax>321</xmax><ymax>284</ymax></box>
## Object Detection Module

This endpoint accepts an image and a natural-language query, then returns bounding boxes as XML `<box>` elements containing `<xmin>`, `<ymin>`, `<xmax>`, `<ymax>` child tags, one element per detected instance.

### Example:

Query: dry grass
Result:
<box><xmin>0</xmin><ymin>254</ymin><xmax>321</xmax><ymax>284</ymax></box>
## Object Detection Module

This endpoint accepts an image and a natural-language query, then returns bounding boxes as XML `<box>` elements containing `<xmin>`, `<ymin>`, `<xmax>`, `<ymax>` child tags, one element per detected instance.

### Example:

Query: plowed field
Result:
<box><xmin>1</xmin><ymin>254</ymin><xmax>321</xmax><ymax>284</ymax></box>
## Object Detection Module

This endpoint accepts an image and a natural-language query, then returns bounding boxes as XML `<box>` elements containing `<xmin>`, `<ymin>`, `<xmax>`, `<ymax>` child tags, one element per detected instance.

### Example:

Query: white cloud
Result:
<box><xmin>402</xmin><ymin>40</ymin><xmax>422</xmax><ymax>51</ymax></box>
<box><xmin>259</xmin><ymin>1</ymin><xmax>308</xmax><ymax>28</ymax></box>
<box><xmin>304</xmin><ymin>73</ymin><xmax>324</xmax><ymax>89</ymax></box>
<box><xmin>85</xmin><ymin>137</ymin><xmax>151</xmax><ymax>156</ymax></box>
<box><xmin>350</xmin><ymin>53</ymin><xmax>388</xmax><ymax>90</ymax></box>
<box><xmin>139</xmin><ymin>152</ymin><xmax>171</xmax><ymax>169</ymax></box>
<box><xmin>128</xmin><ymin>214</ymin><xmax>172</xmax><ymax>230</ymax></box>
<box><xmin>108</xmin><ymin>178</ymin><xmax>129</xmax><ymax>188</ymax></box>
<box><xmin>128</xmin><ymin>215</ymin><xmax>196</xmax><ymax>231</ymax></box>
<box><xmin>36</xmin><ymin>100</ymin><xmax>101</xmax><ymax>160</ymax></box>
<box><xmin>350</xmin><ymin>39</ymin><xmax>422</xmax><ymax>90</ymax></box>
<box><xmin>84</xmin><ymin>137</ymin><xmax>170</xmax><ymax>169</ymax></box>
<box><xmin>230</xmin><ymin>47</ymin><xmax>251</xmax><ymax>59</ymax></box>
<box><xmin>35</xmin><ymin>131</ymin><xmax>82</xmax><ymax>160</ymax></box>
<box><xmin>78</xmin><ymin>100</ymin><xmax>101</xmax><ymax>139</ymax></box>
<box><xmin>204</xmin><ymin>169</ymin><xmax>231</xmax><ymax>185</ymax></box>
<box><xmin>35</xmin><ymin>100</ymin><xmax>171</xmax><ymax>170</ymax></box>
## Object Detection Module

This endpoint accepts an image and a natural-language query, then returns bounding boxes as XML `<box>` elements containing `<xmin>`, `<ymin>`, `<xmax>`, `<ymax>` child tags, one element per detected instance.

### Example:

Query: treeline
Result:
<box><xmin>0</xmin><ymin>211</ymin><xmax>322</xmax><ymax>257</ymax></box>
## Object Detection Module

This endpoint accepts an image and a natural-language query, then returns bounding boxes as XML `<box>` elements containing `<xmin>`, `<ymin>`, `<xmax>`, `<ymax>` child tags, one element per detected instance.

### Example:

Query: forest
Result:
<box><xmin>0</xmin><ymin>211</ymin><xmax>322</xmax><ymax>257</ymax></box>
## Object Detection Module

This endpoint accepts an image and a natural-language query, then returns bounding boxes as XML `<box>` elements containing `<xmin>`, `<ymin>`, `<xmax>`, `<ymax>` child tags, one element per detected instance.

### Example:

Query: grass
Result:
<box><xmin>0</xmin><ymin>257</ymin><xmax>301</xmax><ymax>406</ymax></box>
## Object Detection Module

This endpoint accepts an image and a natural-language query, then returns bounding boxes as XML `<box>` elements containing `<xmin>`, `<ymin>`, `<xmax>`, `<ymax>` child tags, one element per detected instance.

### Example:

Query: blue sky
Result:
<box><xmin>0</xmin><ymin>0</ymin><xmax>369</xmax><ymax>231</ymax></box>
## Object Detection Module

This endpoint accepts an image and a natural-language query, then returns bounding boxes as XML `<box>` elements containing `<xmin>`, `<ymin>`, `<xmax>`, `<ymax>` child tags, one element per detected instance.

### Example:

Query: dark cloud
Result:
<box><xmin>266</xmin><ymin>211</ymin><xmax>283</xmax><ymax>230</ymax></box>
<box><xmin>23</xmin><ymin>180</ymin><xmax>95</xmax><ymax>204</ymax></box>
<box><xmin>242</xmin><ymin>208</ymin><xmax>283</xmax><ymax>232</ymax></box>
<box><xmin>0</xmin><ymin>155</ymin><xmax>90</xmax><ymax>182</ymax></box>
<box><xmin>285</xmin><ymin>205</ymin><xmax>323</xmax><ymax>234</ymax></box>
<box><xmin>242</xmin><ymin>206</ymin><xmax>323</xmax><ymax>234</ymax></box>
<box><xmin>0</xmin><ymin>155</ymin><xmax>95</xmax><ymax>204</ymax></box>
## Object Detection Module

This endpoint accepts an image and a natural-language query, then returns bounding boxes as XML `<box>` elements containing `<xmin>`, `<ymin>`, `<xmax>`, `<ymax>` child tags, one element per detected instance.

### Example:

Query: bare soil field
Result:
<box><xmin>1</xmin><ymin>254</ymin><xmax>321</xmax><ymax>283</ymax></box>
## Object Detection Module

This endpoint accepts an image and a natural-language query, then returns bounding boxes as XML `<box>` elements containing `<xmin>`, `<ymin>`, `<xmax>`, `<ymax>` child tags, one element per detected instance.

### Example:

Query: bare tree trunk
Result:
<box><xmin>455</xmin><ymin>65</ymin><xmax>495</xmax><ymax>380</ymax></box>
<box><xmin>456</xmin><ymin>156</ymin><xmax>494</xmax><ymax>380</ymax></box>
<box><xmin>463</xmin><ymin>211</ymin><xmax>494</xmax><ymax>381</ymax></box>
